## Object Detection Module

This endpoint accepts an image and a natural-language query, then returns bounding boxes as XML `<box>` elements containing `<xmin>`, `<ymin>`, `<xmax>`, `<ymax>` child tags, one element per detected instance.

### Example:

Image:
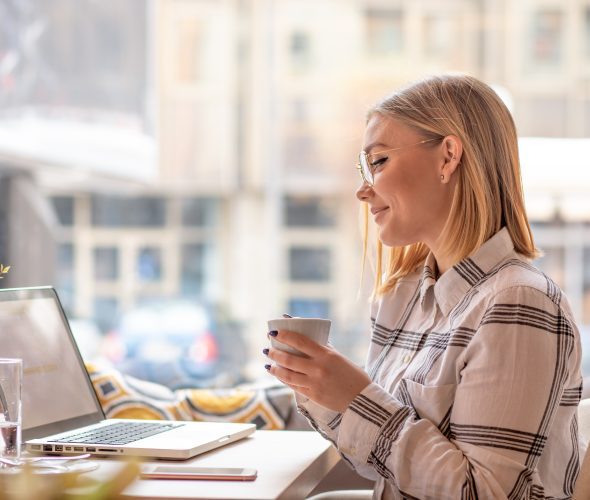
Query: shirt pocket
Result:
<box><xmin>401</xmin><ymin>378</ymin><xmax>457</xmax><ymax>427</ymax></box>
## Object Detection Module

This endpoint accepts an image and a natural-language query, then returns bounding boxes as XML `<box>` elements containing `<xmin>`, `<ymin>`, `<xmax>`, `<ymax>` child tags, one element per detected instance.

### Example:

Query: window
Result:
<box><xmin>289</xmin><ymin>247</ymin><xmax>331</xmax><ymax>281</ymax></box>
<box><xmin>24</xmin><ymin>1</ymin><xmax>147</xmax><ymax>116</ymax></box>
<box><xmin>181</xmin><ymin>198</ymin><xmax>217</xmax><ymax>227</ymax></box>
<box><xmin>94</xmin><ymin>247</ymin><xmax>119</xmax><ymax>281</ymax></box>
<box><xmin>288</xmin><ymin>298</ymin><xmax>331</xmax><ymax>319</ymax></box>
<box><xmin>290</xmin><ymin>31</ymin><xmax>312</xmax><ymax>71</ymax></box>
<box><xmin>181</xmin><ymin>243</ymin><xmax>206</xmax><ymax>296</ymax></box>
<box><xmin>365</xmin><ymin>8</ymin><xmax>404</xmax><ymax>55</ymax></box>
<box><xmin>285</xmin><ymin>196</ymin><xmax>337</xmax><ymax>227</ymax></box>
<box><xmin>51</xmin><ymin>196</ymin><xmax>74</xmax><ymax>226</ymax></box>
<box><xmin>528</xmin><ymin>9</ymin><xmax>563</xmax><ymax>67</ymax></box>
<box><xmin>91</xmin><ymin>196</ymin><xmax>166</xmax><ymax>227</ymax></box>
<box><xmin>137</xmin><ymin>247</ymin><xmax>162</xmax><ymax>282</ymax></box>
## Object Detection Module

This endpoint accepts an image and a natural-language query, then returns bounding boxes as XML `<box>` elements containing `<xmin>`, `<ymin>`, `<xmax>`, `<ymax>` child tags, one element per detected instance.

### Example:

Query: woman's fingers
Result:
<box><xmin>265</xmin><ymin>347</ymin><xmax>312</xmax><ymax>372</ymax></box>
<box><xmin>267</xmin><ymin>363</ymin><xmax>309</xmax><ymax>388</ymax></box>
<box><xmin>268</xmin><ymin>329</ymin><xmax>325</xmax><ymax>357</ymax></box>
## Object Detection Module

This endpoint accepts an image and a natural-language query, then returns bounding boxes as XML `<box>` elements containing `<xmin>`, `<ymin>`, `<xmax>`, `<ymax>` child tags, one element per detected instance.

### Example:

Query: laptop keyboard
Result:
<box><xmin>54</xmin><ymin>421</ymin><xmax>185</xmax><ymax>445</ymax></box>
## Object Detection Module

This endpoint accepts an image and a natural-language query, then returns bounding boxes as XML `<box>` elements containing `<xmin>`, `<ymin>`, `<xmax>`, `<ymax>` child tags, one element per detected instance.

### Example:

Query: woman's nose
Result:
<box><xmin>356</xmin><ymin>180</ymin><xmax>372</xmax><ymax>202</ymax></box>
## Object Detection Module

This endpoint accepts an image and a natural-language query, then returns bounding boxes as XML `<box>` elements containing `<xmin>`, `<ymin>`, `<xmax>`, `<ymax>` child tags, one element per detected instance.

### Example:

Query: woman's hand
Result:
<box><xmin>264</xmin><ymin>329</ymin><xmax>372</xmax><ymax>413</ymax></box>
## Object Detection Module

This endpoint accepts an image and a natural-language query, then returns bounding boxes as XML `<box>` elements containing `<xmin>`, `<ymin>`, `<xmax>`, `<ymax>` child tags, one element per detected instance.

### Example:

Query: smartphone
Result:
<box><xmin>141</xmin><ymin>465</ymin><xmax>258</xmax><ymax>481</ymax></box>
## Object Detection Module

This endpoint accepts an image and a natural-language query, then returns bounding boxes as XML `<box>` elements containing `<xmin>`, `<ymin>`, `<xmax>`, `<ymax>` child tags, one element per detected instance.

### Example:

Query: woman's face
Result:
<box><xmin>356</xmin><ymin>114</ymin><xmax>457</xmax><ymax>250</ymax></box>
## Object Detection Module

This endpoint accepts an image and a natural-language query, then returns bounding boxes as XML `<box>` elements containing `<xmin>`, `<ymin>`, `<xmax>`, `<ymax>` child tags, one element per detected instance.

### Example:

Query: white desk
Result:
<box><xmin>90</xmin><ymin>430</ymin><xmax>340</xmax><ymax>500</ymax></box>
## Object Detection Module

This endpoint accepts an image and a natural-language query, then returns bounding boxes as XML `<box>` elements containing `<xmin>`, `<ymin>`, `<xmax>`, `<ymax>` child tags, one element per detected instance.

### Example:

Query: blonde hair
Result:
<box><xmin>363</xmin><ymin>74</ymin><xmax>539</xmax><ymax>296</ymax></box>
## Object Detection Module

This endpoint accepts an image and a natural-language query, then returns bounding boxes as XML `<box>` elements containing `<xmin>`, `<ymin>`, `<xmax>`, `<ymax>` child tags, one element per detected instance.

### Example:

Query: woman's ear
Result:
<box><xmin>439</xmin><ymin>135</ymin><xmax>462</xmax><ymax>184</ymax></box>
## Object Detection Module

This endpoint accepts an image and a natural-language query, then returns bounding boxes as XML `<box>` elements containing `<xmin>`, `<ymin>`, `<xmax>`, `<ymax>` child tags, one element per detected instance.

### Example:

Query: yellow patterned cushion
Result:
<box><xmin>85</xmin><ymin>362</ymin><xmax>293</xmax><ymax>430</ymax></box>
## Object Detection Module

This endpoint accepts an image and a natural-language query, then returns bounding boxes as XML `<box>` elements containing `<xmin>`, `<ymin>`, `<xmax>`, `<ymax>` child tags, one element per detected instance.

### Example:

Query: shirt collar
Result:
<box><xmin>419</xmin><ymin>227</ymin><xmax>515</xmax><ymax>316</ymax></box>
<box><xmin>418</xmin><ymin>252</ymin><xmax>438</xmax><ymax>308</ymax></box>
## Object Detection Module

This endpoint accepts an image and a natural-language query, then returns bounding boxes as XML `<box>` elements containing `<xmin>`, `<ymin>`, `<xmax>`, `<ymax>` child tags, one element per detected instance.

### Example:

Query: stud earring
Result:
<box><xmin>440</xmin><ymin>174</ymin><xmax>445</xmax><ymax>182</ymax></box>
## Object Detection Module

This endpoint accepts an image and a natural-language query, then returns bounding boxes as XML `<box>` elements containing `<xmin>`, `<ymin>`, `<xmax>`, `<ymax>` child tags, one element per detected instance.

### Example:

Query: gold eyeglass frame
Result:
<box><xmin>356</xmin><ymin>138</ymin><xmax>440</xmax><ymax>186</ymax></box>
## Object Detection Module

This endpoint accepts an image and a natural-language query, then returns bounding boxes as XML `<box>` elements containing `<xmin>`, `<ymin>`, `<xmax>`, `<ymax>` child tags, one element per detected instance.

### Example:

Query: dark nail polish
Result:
<box><xmin>269</xmin><ymin>330</ymin><xmax>278</xmax><ymax>337</ymax></box>
<box><xmin>262</xmin><ymin>348</ymin><xmax>269</xmax><ymax>355</ymax></box>
<box><xmin>264</xmin><ymin>364</ymin><xmax>271</xmax><ymax>370</ymax></box>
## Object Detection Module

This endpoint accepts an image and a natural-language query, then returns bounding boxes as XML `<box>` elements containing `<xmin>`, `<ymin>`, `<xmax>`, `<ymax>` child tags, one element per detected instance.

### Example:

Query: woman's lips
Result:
<box><xmin>371</xmin><ymin>206</ymin><xmax>389</xmax><ymax>222</ymax></box>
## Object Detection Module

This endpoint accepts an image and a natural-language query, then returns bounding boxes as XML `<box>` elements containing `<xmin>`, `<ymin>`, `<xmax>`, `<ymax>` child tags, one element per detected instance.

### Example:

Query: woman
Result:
<box><xmin>264</xmin><ymin>74</ymin><xmax>582</xmax><ymax>499</ymax></box>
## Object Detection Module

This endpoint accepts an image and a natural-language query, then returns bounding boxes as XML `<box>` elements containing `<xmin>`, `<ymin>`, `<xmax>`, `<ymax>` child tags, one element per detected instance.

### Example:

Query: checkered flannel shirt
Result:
<box><xmin>297</xmin><ymin>228</ymin><xmax>582</xmax><ymax>499</ymax></box>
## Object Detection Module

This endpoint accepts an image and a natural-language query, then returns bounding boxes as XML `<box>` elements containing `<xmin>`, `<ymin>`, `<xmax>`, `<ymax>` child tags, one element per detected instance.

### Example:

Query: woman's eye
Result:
<box><xmin>370</xmin><ymin>157</ymin><xmax>387</xmax><ymax>170</ymax></box>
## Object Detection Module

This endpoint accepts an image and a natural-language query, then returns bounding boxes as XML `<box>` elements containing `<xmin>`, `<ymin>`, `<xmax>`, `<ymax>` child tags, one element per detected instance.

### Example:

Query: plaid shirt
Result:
<box><xmin>298</xmin><ymin>228</ymin><xmax>582</xmax><ymax>499</ymax></box>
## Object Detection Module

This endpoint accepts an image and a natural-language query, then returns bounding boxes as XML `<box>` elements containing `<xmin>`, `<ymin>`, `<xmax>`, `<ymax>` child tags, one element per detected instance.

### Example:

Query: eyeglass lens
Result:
<box><xmin>359</xmin><ymin>153</ymin><xmax>373</xmax><ymax>185</ymax></box>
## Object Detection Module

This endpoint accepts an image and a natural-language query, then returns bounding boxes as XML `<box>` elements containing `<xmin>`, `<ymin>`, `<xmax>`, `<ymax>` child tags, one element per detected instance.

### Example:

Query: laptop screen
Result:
<box><xmin>0</xmin><ymin>287</ymin><xmax>103</xmax><ymax>438</ymax></box>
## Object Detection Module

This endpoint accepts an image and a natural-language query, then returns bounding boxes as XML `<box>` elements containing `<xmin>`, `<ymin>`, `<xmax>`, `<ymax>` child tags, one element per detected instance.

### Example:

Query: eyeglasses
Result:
<box><xmin>356</xmin><ymin>138</ymin><xmax>440</xmax><ymax>186</ymax></box>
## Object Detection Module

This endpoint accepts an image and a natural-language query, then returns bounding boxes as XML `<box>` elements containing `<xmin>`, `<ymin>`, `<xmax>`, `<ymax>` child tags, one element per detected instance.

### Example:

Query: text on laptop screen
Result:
<box><xmin>0</xmin><ymin>296</ymin><xmax>99</xmax><ymax>430</ymax></box>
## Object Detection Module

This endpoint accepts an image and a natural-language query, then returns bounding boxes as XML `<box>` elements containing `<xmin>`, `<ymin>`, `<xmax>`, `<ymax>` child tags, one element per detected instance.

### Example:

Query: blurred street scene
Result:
<box><xmin>1</xmin><ymin>0</ymin><xmax>590</xmax><ymax>384</ymax></box>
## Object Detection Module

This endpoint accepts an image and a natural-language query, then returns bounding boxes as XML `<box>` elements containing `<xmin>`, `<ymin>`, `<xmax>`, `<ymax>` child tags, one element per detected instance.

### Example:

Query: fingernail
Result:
<box><xmin>264</xmin><ymin>364</ymin><xmax>271</xmax><ymax>370</ymax></box>
<box><xmin>269</xmin><ymin>330</ymin><xmax>278</xmax><ymax>337</ymax></box>
<box><xmin>262</xmin><ymin>348</ymin><xmax>269</xmax><ymax>355</ymax></box>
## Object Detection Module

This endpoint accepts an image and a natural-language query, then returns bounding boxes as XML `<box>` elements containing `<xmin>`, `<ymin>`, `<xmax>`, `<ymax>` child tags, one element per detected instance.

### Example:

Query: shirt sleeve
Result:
<box><xmin>335</xmin><ymin>285</ymin><xmax>581</xmax><ymax>498</ymax></box>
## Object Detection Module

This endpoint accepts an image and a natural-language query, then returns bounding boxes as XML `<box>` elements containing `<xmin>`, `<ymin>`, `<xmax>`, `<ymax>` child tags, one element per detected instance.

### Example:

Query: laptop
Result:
<box><xmin>0</xmin><ymin>286</ymin><xmax>255</xmax><ymax>460</ymax></box>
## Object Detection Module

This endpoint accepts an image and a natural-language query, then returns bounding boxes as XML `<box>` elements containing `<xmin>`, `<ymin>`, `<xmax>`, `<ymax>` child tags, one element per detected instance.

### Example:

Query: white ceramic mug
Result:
<box><xmin>267</xmin><ymin>318</ymin><xmax>331</xmax><ymax>357</ymax></box>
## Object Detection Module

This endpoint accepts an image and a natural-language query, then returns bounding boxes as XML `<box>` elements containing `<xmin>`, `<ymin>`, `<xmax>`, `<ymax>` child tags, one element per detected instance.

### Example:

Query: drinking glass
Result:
<box><xmin>0</xmin><ymin>359</ymin><xmax>22</xmax><ymax>461</ymax></box>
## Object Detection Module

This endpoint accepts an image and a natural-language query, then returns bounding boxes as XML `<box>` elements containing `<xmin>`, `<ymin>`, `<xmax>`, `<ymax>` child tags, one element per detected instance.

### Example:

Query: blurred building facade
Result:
<box><xmin>1</xmin><ymin>0</ymin><xmax>590</xmax><ymax>373</ymax></box>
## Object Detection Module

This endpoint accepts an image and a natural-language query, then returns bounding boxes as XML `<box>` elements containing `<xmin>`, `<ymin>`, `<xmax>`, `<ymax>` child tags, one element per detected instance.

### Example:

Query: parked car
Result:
<box><xmin>104</xmin><ymin>299</ymin><xmax>247</xmax><ymax>389</ymax></box>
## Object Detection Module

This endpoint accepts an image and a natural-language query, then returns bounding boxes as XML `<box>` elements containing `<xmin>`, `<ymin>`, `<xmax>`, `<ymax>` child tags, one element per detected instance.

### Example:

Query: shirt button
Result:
<box><xmin>403</xmin><ymin>354</ymin><xmax>412</xmax><ymax>364</ymax></box>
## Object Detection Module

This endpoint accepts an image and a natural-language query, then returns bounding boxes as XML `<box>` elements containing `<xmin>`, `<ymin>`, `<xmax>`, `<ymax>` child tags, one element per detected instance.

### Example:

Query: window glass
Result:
<box><xmin>4</xmin><ymin>0</ymin><xmax>590</xmax><ymax>384</ymax></box>
<box><xmin>94</xmin><ymin>247</ymin><xmax>119</xmax><ymax>281</ymax></box>
<box><xmin>290</xmin><ymin>31</ymin><xmax>312</xmax><ymax>71</ymax></box>
<box><xmin>181</xmin><ymin>243</ymin><xmax>206</xmax><ymax>297</ymax></box>
<box><xmin>51</xmin><ymin>196</ymin><xmax>74</xmax><ymax>226</ymax></box>
<box><xmin>137</xmin><ymin>247</ymin><xmax>162</xmax><ymax>282</ymax></box>
<box><xmin>1</xmin><ymin>1</ymin><xmax>147</xmax><ymax>118</ymax></box>
<box><xmin>285</xmin><ymin>196</ymin><xmax>337</xmax><ymax>227</ymax></box>
<box><xmin>91</xmin><ymin>196</ymin><xmax>166</xmax><ymax>227</ymax></box>
<box><xmin>289</xmin><ymin>247</ymin><xmax>331</xmax><ymax>281</ymax></box>
<box><xmin>181</xmin><ymin>198</ymin><xmax>217</xmax><ymax>227</ymax></box>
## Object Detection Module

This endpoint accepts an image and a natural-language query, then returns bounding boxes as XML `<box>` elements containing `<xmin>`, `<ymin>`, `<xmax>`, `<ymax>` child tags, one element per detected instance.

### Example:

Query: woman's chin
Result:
<box><xmin>378</xmin><ymin>228</ymin><xmax>413</xmax><ymax>248</ymax></box>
